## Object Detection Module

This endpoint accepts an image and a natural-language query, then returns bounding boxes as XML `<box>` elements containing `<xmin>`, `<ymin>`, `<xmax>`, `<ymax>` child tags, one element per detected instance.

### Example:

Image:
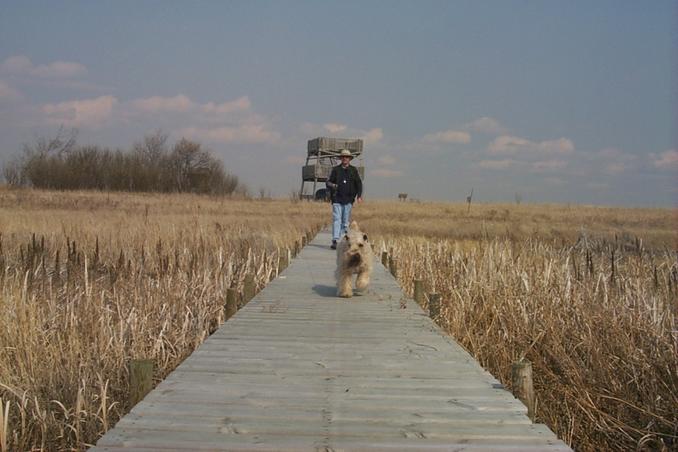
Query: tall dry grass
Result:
<box><xmin>355</xmin><ymin>200</ymin><xmax>677</xmax><ymax>451</ymax></box>
<box><xmin>0</xmin><ymin>188</ymin><xmax>327</xmax><ymax>450</ymax></box>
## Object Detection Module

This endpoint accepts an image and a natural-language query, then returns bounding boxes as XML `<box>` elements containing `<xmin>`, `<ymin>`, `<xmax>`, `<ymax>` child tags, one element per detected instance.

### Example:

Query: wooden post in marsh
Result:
<box><xmin>128</xmin><ymin>359</ymin><xmax>153</xmax><ymax>408</ymax></box>
<box><xmin>301</xmin><ymin>235</ymin><xmax>307</xmax><ymax>247</ymax></box>
<box><xmin>224</xmin><ymin>288</ymin><xmax>238</xmax><ymax>320</ymax></box>
<box><xmin>413</xmin><ymin>279</ymin><xmax>425</xmax><ymax>305</ymax></box>
<box><xmin>428</xmin><ymin>293</ymin><xmax>440</xmax><ymax>321</ymax></box>
<box><xmin>511</xmin><ymin>360</ymin><xmax>536</xmax><ymax>420</ymax></box>
<box><xmin>294</xmin><ymin>240</ymin><xmax>301</xmax><ymax>257</ymax></box>
<box><xmin>278</xmin><ymin>249</ymin><xmax>289</xmax><ymax>274</ymax></box>
<box><xmin>243</xmin><ymin>274</ymin><xmax>255</xmax><ymax>305</ymax></box>
<box><xmin>381</xmin><ymin>251</ymin><xmax>388</xmax><ymax>267</ymax></box>
<box><xmin>610</xmin><ymin>249</ymin><xmax>616</xmax><ymax>284</ymax></box>
<box><xmin>389</xmin><ymin>257</ymin><xmax>398</xmax><ymax>278</ymax></box>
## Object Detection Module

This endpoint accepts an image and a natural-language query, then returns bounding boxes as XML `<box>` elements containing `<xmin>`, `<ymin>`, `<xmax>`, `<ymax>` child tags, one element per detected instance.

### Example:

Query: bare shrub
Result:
<box><xmin>3</xmin><ymin>131</ymin><xmax>245</xmax><ymax>195</ymax></box>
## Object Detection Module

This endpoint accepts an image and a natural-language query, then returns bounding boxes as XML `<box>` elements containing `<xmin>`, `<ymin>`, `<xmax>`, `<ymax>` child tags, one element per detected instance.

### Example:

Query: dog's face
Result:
<box><xmin>341</xmin><ymin>227</ymin><xmax>370</xmax><ymax>268</ymax></box>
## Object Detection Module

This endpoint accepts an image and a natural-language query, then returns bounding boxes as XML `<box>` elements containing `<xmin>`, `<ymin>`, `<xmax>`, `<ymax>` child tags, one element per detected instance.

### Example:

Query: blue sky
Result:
<box><xmin>1</xmin><ymin>1</ymin><xmax>676</xmax><ymax>206</ymax></box>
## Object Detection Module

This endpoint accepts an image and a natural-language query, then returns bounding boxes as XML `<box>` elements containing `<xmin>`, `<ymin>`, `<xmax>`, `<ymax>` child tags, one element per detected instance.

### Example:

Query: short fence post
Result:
<box><xmin>244</xmin><ymin>274</ymin><xmax>255</xmax><ymax>304</ymax></box>
<box><xmin>278</xmin><ymin>249</ymin><xmax>289</xmax><ymax>274</ymax></box>
<box><xmin>128</xmin><ymin>359</ymin><xmax>153</xmax><ymax>408</ymax></box>
<box><xmin>428</xmin><ymin>293</ymin><xmax>440</xmax><ymax>320</ymax></box>
<box><xmin>294</xmin><ymin>241</ymin><xmax>301</xmax><ymax>256</ymax></box>
<box><xmin>512</xmin><ymin>360</ymin><xmax>535</xmax><ymax>420</ymax></box>
<box><xmin>381</xmin><ymin>251</ymin><xmax>388</xmax><ymax>267</ymax></box>
<box><xmin>301</xmin><ymin>235</ymin><xmax>307</xmax><ymax>247</ymax></box>
<box><xmin>413</xmin><ymin>279</ymin><xmax>425</xmax><ymax>305</ymax></box>
<box><xmin>224</xmin><ymin>288</ymin><xmax>238</xmax><ymax>320</ymax></box>
<box><xmin>389</xmin><ymin>257</ymin><xmax>398</xmax><ymax>278</ymax></box>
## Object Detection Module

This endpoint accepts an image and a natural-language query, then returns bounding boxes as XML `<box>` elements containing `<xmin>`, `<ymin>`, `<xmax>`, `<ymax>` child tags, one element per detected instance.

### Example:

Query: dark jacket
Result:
<box><xmin>327</xmin><ymin>164</ymin><xmax>362</xmax><ymax>204</ymax></box>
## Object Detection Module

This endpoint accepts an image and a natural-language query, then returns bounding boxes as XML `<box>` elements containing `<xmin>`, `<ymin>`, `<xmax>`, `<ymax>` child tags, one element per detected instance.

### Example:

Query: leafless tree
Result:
<box><xmin>3</xmin><ymin>131</ymin><xmax>245</xmax><ymax>195</ymax></box>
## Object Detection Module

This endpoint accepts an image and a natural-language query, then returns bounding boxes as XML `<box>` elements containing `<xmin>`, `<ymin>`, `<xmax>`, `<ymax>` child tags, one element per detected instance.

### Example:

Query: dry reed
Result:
<box><xmin>356</xmin><ymin>200</ymin><xmax>677</xmax><ymax>451</ymax></box>
<box><xmin>0</xmin><ymin>188</ymin><xmax>327</xmax><ymax>450</ymax></box>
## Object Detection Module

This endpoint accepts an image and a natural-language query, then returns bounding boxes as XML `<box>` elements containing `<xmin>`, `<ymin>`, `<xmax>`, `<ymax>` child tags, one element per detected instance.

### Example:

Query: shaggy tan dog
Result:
<box><xmin>335</xmin><ymin>221</ymin><xmax>373</xmax><ymax>297</ymax></box>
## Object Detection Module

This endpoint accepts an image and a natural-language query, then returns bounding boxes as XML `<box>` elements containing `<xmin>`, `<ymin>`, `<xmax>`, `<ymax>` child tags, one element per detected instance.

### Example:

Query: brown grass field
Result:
<box><xmin>354</xmin><ymin>201</ymin><xmax>677</xmax><ymax>451</ymax></box>
<box><xmin>0</xmin><ymin>188</ymin><xmax>326</xmax><ymax>451</ymax></box>
<box><xmin>0</xmin><ymin>188</ymin><xmax>676</xmax><ymax>451</ymax></box>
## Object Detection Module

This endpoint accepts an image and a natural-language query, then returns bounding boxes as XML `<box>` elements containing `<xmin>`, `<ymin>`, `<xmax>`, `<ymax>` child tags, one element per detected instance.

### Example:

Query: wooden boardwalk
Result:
<box><xmin>94</xmin><ymin>230</ymin><xmax>570</xmax><ymax>451</ymax></box>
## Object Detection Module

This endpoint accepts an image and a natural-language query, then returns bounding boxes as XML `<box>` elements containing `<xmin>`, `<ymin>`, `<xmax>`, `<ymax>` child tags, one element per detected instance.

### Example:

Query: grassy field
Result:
<box><xmin>0</xmin><ymin>188</ymin><xmax>326</xmax><ymax>450</ymax></box>
<box><xmin>353</xmin><ymin>200</ymin><xmax>677</xmax><ymax>452</ymax></box>
<box><xmin>0</xmin><ymin>190</ymin><xmax>676</xmax><ymax>451</ymax></box>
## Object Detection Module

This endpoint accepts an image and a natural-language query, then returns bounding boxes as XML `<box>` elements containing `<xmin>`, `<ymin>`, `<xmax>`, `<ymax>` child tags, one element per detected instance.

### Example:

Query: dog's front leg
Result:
<box><xmin>337</xmin><ymin>273</ymin><xmax>353</xmax><ymax>298</ymax></box>
<box><xmin>355</xmin><ymin>270</ymin><xmax>370</xmax><ymax>292</ymax></box>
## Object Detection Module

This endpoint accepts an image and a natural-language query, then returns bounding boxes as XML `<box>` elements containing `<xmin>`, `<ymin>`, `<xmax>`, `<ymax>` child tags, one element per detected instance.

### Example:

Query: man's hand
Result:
<box><xmin>357</xmin><ymin>196</ymin><xmax>363</xmax><ymax>203</ymax></box>
<box><xmin>327</xmin><ymin>182</ymin><xmax>337</xmax><ymax>189</ymax></box>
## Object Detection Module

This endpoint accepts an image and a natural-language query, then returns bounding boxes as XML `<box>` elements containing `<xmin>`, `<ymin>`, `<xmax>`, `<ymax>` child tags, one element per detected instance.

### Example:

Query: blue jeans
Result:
<box><xmin>332</xmin><ymin>203</ymin><xmax>352</xmax><ymax>241</ymax></box>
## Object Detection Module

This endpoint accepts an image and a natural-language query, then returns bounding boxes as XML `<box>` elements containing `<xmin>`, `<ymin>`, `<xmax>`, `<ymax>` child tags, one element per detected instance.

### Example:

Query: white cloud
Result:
<box><xmin>463</xmin><ymin>117</ymin><xmax>508</xmax><ymax>135</ymax></box>
<box><xmin>33</xmin><ymin>61</ymin><xmax>87</xmax><ymax>78</ymax></box>
<box><xmin>488</xmin><ymin>135</ymin><xmax>531</xmax><ymax>153</ymax></box>
<box><xmin>479</xmin><ymin>159</ymin><xmax>515</xmax><ymax>170</ymax></box>
<box><xmin>1</xmin><ymin>56</ymin><xmax>33</xmax><ymax>74</ymax></box>
<box><xmin>377</xmin><ymin>155</ymin><xmax>396</xmax><ymax>166</ymax></box>
<box><xmin>36</xmin><ymin>92</ymin><xmax>274</xmax><ymax>139</ymax></box>
<box><xmin>371</xmin><ymin>168</ymin><xmax>402</xmax><ymax>177</ymax></box>
<box><xmin>1</xmin><ymin>55</ymin><xmax>87</xmax><ymax>78</ymax></box>
<box><xmin>132</xmin><ymin>94</ymin><xmax>195</xmax><ymax>113</ymax></box>
<box><xmin>596</xmin><ymin>147</ymin><xmax>624</xmax><ymax>158</ymax></box>
<box><xmin>179</xmin><ymin>124</ymin><xmax>279</xmax><ymax>144</ymax></box>
<box><xmin>488</xmin><ymin>135</ymin><xmax>574</xmax><ymax>154</ymax></box>
<box><xmin>0</xmin><ymin>80</ymin><xmax>22</xmax><ymax>101</ymax></box>
<box><xmin>299</xmin><ymin>122</ymin><xmax>322</xmax><ymax>136</ymax></box>
<box><xmin>595</xmin><ymin>148</ymin><xmax>638</xmax><ymax>174</ymax></box>
<box><xmin>604</xmin><ymin>162</ymin><xmax>627</xmax><ymax>174</ymax></box>
<box><xmin>532</xmin><ymin>160</ymin><xmax>567</xmax><ymax>172</ymax></box>
<box><xmin>42</xmin><ymin>95</ymin><xmax>118</xmax><ymax>127</ymax></box>
<box><xmin>650</xmin><ymin>149</ymin><xmax>678</xmax><ymax>170</ymax></box>
<box><xmin>126</xmin><ymin>94</ymin><xmax>252</xmax><ymax>117</ymax></box>
<box><xmin>202</xmin><ymin>96</ymin><xmax>251</xmax><ymax>115</ymax></box>
<box><xmin>323</xmin><ymin>123</ymin><xmax>347</xmax><ymax>134</ymax></box>
<box><xmin>423</xmin><ymin>129</ymin><xmax>471</xmax><ymax>144</ymax></box>
<box><xmin>298</xmin><ymin>123</ymin><xmax>382</xmax><ymax>145</ymax></box>
<box><xmin>361</xmin><ymin>128</ymin><xmax>383</xmax><ymax>144</ymax></box>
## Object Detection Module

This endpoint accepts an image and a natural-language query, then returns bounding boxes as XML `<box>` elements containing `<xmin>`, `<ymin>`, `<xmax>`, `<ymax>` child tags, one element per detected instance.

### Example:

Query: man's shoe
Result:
<box><xmin>330</xmin><ymin>240</ymin><xmax>337</xmax><ymax>250</ymax></box>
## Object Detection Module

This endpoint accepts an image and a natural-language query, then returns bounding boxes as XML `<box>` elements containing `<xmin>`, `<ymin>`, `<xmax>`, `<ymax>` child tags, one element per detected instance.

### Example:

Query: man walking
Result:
<box><xmin>327</xmin><ymin>149</ymin><xmax>363</xmax><ymax>249</ymax></box>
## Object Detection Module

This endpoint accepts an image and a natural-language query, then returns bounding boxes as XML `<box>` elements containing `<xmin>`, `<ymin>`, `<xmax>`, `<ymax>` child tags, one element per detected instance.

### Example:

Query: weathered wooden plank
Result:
<box><xmin>133</xmin><ymin>399</ymin><xmax>528</xmax><ymax>415</ymax></box>
<box><xmin>94</xmin><ymin>229</ymin><xmax>570</xmax><ymax>451</ymax></box>
<box><xmin>160</xmin><ymin>376</ymin><xmax>504</xmax><ymax>392</ymax></box>
<box><xmin>110</xmin><ymin>416</ymin><xmax>558</xmax><ymax>439</ymax></box>
<box><xmin>95</xmin><ymin>429</ymin><xmax>569</xmax><ymax>450</ymax></box>
<box><xmin>145</xmin><ymin>390</ymin><xmax>517</xmax><ymax>408</ymax></box>
<box><xmin>95</xmin><ymin>446</ymin><xmax>571</xmax><ymax>452</ymax></box>
<box><xmin>129</xmin><ymin>403</ymin><xmax>531</xmax><ymax>424</ymax></box>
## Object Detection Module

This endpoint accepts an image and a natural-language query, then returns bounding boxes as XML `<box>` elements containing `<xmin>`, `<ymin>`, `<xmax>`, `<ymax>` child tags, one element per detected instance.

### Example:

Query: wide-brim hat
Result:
<box><xmin>339</xmin><ymin>149</ymin><xmax>353</xmax><ymax>158</ymax></box>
